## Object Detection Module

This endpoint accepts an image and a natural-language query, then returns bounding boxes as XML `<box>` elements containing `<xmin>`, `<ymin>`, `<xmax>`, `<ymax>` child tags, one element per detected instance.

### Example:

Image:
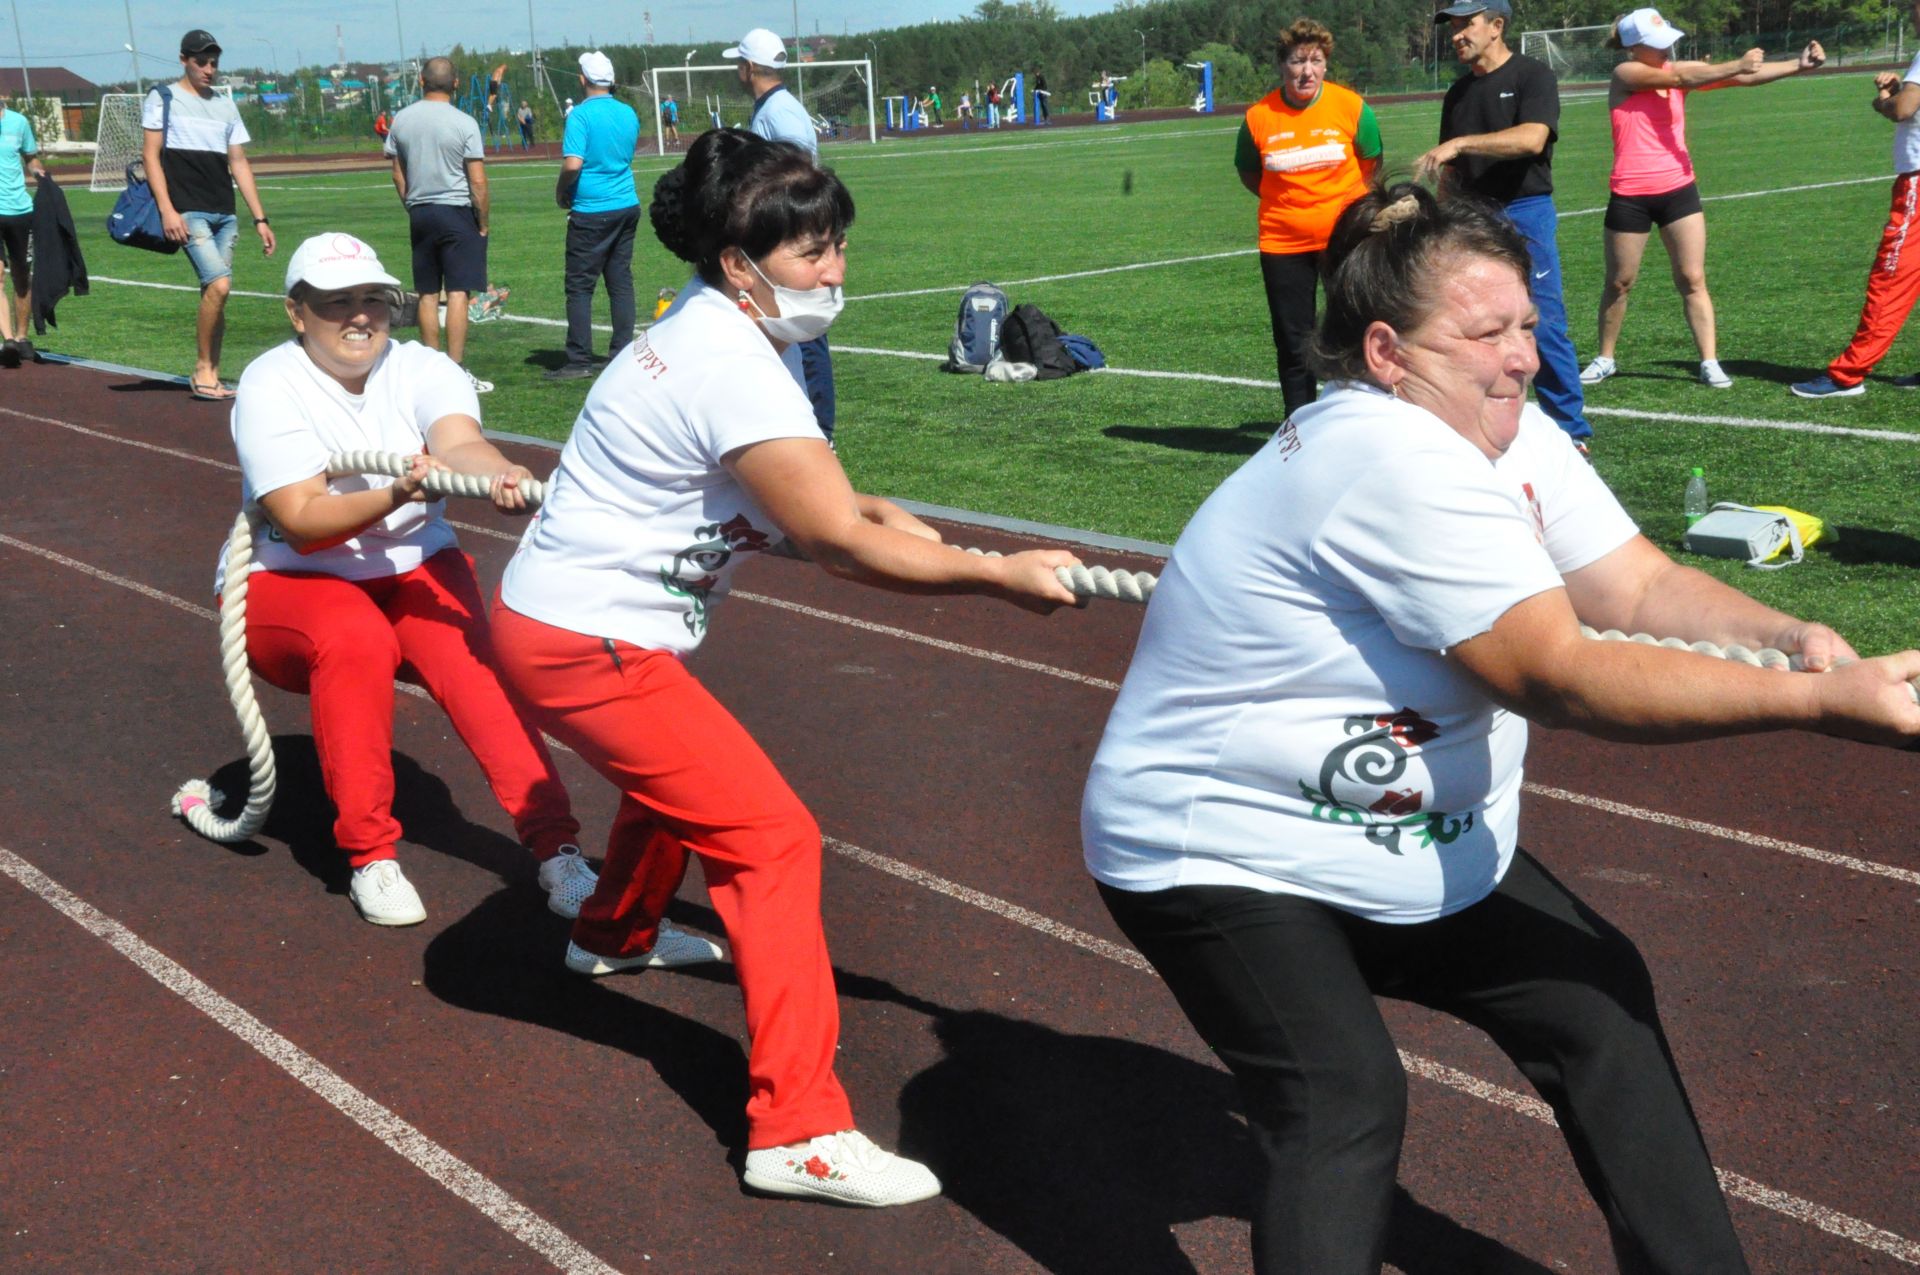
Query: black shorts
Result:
<box><xmin>407</xmin><ymin>203</ymin><xmax>487</xmax><ymax>295</ymax></box>
<box><xmin>0</xmin><ymin>213</ymin><xmax>30</xmax><ymax>286</ymax></box>
<box><xmin>1603</xmin><ymin>182</ymin><xmax>1704</xmax><ymax>234</ymax></box>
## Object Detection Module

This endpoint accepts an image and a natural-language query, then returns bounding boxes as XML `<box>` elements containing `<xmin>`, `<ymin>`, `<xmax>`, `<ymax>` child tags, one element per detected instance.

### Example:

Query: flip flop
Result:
<box><xmin>189</xmin><ymin>379</ymin><xmax>236</xmax><ymax>401</ymax></box>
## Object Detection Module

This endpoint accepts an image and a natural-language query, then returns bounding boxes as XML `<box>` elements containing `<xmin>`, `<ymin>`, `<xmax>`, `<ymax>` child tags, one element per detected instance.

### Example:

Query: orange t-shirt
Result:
<box><xmin>1241</xmin><ymin>84</ymin><xmax>1380</xmax><ymax>255</ymax></box>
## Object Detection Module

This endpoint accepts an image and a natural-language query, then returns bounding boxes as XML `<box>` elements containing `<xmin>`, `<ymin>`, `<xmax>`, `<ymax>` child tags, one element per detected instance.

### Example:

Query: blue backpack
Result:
<box><xmin>107</xmin><ymin>86</ymin><xmax>181</xmax><ymax>254</ymax></box>
<box><xmin>944</xmin><ymin>281</ymin><xmax>1008</xmax><ymax>373</ymax></box>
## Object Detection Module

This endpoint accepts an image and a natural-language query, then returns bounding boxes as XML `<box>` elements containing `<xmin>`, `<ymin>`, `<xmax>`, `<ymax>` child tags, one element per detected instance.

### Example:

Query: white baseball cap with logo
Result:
<box><xmin>284</xmin><ymin>232</ymin><xmax>403</xmax><ymax>296</ymax></box>
<box><xmin>723</xmin><ymin>28</ymin><xmax>788</xmax><ymax>68</ymax></box>
<box><xmin>1616</xmin><ymin>7</ymin><xmax>1684</xmax><ymax>50</ymax></box>
<box><xmin>579</xmin><ymin>50</ymin><xmax>615</xmax><ymax>86</ymax></box>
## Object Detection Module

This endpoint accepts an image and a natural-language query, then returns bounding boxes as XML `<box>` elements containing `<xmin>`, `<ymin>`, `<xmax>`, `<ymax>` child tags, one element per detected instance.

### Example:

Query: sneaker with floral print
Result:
<box><xmin>741</xmin><ymin>1129</ymin><xmax>940</xmax><ymax>1207</ymax></box>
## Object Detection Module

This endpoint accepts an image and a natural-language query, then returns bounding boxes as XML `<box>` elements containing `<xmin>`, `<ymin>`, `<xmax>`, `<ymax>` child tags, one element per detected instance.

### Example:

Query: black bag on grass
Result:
<box><xmin>1000</xmin><ymin>303</ymin><xmax>1078</xmax><ymax>380</ymax></box>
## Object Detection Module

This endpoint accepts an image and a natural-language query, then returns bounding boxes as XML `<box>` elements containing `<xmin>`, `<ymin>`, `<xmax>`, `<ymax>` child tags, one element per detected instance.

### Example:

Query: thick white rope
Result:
<box><xmin>172</xmin><ymin>451</ymin><xmax>1882</xmax><ymax>842</ymax></box>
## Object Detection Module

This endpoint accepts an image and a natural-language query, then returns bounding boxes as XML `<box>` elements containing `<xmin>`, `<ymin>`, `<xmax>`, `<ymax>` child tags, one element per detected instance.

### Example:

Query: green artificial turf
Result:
<box><xmin>41</xmin><ymin>75</ymin><xmax>1920</xmax><ymax>652</ymax></box>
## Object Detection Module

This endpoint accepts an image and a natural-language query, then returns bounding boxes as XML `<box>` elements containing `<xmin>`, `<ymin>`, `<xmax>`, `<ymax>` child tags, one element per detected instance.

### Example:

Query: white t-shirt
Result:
<box><xmin>1081</xmin><ymin>385</ymin><xmax>1638</xmax><ymax>924</ymax></box>
<box><xmin>500</xmin><ymin>278</ymin><xmax>824</xmax><ymax>654</ymax></box>
<box><xmin>217</xmin><ymin>339</ymin><xmax>476</xmax><ymax>591</ymax></box>
<box><xmin>1895</xmin><ymin>51</ymin><xmax>1920</xmax><ymax>173</ymax></box>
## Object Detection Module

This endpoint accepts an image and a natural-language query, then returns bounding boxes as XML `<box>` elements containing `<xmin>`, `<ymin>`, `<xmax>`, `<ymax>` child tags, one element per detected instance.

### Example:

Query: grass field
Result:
<box><xmin>39</xmin><ymin>70</ymin><xmax>1920</xmax><ymax>654</ymax></box>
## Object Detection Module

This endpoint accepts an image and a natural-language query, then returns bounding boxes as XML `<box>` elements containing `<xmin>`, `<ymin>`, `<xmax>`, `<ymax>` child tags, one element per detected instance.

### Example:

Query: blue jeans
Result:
<box><xmin>1503</xmin><ymin>195</ymin><xmax>1591</xmax><ymax>443</ymax></box>
<box><xmin>182</xmin><ymin>211</ymin><xmax>239</xmax><ymax>287</ymax></box>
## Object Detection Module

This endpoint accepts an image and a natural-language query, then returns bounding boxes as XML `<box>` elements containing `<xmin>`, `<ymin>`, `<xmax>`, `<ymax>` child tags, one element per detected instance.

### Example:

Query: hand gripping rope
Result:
<box><xmin>167</xmin><ymin>451</ymin><xmax>1891</xmax><ymax>844</ymax></box>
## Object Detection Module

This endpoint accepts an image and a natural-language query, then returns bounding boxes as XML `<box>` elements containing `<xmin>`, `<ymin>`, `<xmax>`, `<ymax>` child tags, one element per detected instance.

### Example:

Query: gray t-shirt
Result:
<box><xmin>384</xmin><ymin>100</ymin><xmax>483</xmax><ymax>207</ymax></box>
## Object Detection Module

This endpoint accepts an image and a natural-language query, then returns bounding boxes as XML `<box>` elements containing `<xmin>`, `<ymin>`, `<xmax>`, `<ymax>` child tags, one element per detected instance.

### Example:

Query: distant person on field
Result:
<box><xmin>1236</xmin><ymin>18</ymin><xmax>1381</xmax><ymax>415</ymax></box>
<box><xmin>374</xmin><ymin>110</ymin><xmax>390</xmax><ymax>140</ymax></box>
<box><xmin>985</xmin><ymin>81</ymin><xmax>1001</xmax><ymax>128</ymax></box>
<box><xmin>385</xmin><ymin>54</ymin><xmax>493</xmax><ymax>393</ymax></box>
<box><xmin>727</xmin><ymin>26</ymin><xmax>839</xmax><ymax>444</ymax></box>
<box><xmin>563</xmin><ymin>97</ymin><xmax>574</xmax><ymax>118</ymax></box>
<box><xmin>1576</xmin><ymin>8</ymin><xmax>1822</xmax><ymax>391</ymax></box>
<box><xmin>0</xmin><ymin>84</ymin><xmax>49</xmax><ymax>368</ymax></box>
<box><xmin>517</xmin><ymin>101</ymin><xmax>535</xmax><ymax>150</ymax></box>
<box><xmin>956</xmin><ymin>91</ymin><xmax>974</xmax><ymax>128</ymax></box>
<box><xmin>928</xmin><ymin>85</ymin><xmax>944</xmax><ymax>126</ymax></box>
<box><xmin>548</xmin><ymin>51</ymin><xmax>641</xmax><ymax>381</ymax></box>
<box><xmin>662</xmin><ymin>93</ymin><xmax>681</xmax><ymax>146</ymax></box>
<box><xmin>142</xmin><ymin>28</ymin><xmax>275</xmax><ymax>402</ymax></box>
<box><xmin>1033</xmin><ymin>72</ymin><xmax>1051</xmax><ymax>124</ymax></box>
<box><xmin>1415</xmin><ymin>0</ymin><xmax>1591</xmax><ymax>450</ymax></box>
<box><xmin>1794</xmin><ymin>0</ymin><xmax>1920</xmax><ymax>399</ymax></box>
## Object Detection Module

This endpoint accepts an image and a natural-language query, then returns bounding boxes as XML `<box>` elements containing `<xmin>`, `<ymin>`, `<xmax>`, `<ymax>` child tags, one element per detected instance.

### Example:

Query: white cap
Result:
<box><xmin>1617</xmin><ymin>7</ymin><xmax>1684</xmax><ymax>50</ymax></box>
<box><xmin>723</xmin><ymin>28</ymin><xmax>788</xmax><ymax>67</ymax></box>
<box><xmin>284</xmin><ymin>232</ymin><xmax>402</xmax><ymax>296</ymax></box>
<box><xmin>578</xmin><ymin>50</ymin><xmax>615</xmax><ymax>86</ymax></box>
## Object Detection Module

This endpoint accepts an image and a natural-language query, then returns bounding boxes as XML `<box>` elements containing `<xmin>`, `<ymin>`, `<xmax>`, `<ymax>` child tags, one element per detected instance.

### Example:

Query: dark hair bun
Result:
<box><xmin>649</xmin><ymin>166</ymin><xmax>696</xmax><ymax>262</ymax></box>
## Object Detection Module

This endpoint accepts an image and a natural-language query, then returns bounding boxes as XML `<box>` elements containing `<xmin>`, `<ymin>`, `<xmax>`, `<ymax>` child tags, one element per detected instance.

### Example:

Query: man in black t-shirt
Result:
<box><xmin>1415</xmin><ymin>0</ymin><xmax>1591</xmax><ymax>448</ymax></box>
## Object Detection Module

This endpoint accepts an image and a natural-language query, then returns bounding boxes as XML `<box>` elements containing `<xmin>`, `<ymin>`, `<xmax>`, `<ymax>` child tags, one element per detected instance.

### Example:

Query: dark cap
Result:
<box><xmin>180</xmin><ymin>29</ymin><xmax>221</xmax><ymax>56</ymax></box>
<box><xmin>1433</xmin><ymin>0</ymin><xmax>1510</xmax><ymax>21</ymax></box>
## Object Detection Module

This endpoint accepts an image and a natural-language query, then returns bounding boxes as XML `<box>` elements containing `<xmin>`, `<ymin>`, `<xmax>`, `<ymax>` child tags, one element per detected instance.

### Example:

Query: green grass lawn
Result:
<box><xmin>40</xmin><ymin>73</ymin><xmax>1920</xmax><ymax>653</ymax></box>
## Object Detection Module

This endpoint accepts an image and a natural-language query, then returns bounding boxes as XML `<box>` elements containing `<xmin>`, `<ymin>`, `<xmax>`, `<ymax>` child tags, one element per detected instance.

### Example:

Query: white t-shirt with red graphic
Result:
<box><xmin>1081</xmin><ymin>383</ymin><xmax>1637</xmax><ymax>923</ymax></box>
<box><xmin>219</xmin><ymin>338</ymin><xmax>475</xmax><ymax>591</ymax></box>
<box><xmin>501</xmin><ymin>277</ymin><xmax>823</xmax><ymax>655</ymax></box>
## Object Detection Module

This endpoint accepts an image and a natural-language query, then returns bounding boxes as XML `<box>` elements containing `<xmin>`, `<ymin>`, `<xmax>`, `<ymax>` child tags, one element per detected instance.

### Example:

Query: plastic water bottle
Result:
<box><xmin>1683</xmin><ymin>467</ymin><xmax>1709</xmax><ymax>528</ymax></box>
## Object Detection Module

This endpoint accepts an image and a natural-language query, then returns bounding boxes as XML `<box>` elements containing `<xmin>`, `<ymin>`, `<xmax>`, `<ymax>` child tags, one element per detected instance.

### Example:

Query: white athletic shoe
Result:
<box><xmin>742</xmin><ymin>1130</ymin><xmax>942</xmax><ymax>1207</ymax></box>
<box><xmin>349</xmin><ymin>860</ymin><xmax>427</xmax><ymax>926</ymax></box>
<box><xmin>1699</xmin><ymin>359</ymin><xmax>1733</xmax><ymax>389</ymax></box>
<box><xmin>537</xmin><ymin>844</ymin><xmax>598</xmax><ymax>919</ymax></box>
<box><xmin>465</xmin><ymin>368</ymin><xmax>495</xmax><ymax>394</ymax></box>
<box><xmin>563</xmin><ymin>922</ymin><xmax>725</xmax><ymax>976</ymax></box>
<box><xmin>1578</xmin><ymin>355</ymin><xmax>1616</xmax><ymax>385</ymax></box>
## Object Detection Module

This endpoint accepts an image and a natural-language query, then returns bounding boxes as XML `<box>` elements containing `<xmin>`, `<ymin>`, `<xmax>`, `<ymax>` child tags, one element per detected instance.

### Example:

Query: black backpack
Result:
<box><xmin>1000</xmin><ymin>303</ymin><xmax>1079</xmax><ymax>380</ymax></box>
<box><xmin>944</xmin><ymin>281</ymin><xmax>1009</xmax><ymax>372</ymax></box>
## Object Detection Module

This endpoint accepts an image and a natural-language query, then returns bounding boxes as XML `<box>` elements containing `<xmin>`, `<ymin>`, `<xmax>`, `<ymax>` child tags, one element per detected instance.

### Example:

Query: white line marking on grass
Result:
<box><xmin>818</xmin><ymin>832</ymin><xmax>1920</xmax><ymax>1266</ymax></box>
<box><xmin>88</xmin><ymin>275</ymin><xmax>595</xmax><ymax>333</ymax></box>
<box><xmin>1561</xmin><ymin>173</ymin><xmax>1889</xmax><ymax>218</ymax></box>
<box><xmin>1584</xmin><ymin>405</ymin><xmax>1920</xmax><ymax>442</ymax></box>
<box><xmin>6</xmin><ymin>486</ymin><xmax>1919</xmax><ymax>1261</ymax></box>
<box><xmin>1525</xmin><ymin>782</ymin><xmax>1920</xmax><ymax>886</ymax></box>
<box><xmin>848</xmin><ymin>247</ymin><xmax>1255</xmax><ymax>302</ymax></box>
<box><xmin>0</xmin><ymin>844</ymin><xmax>624</xmax><ymax>1275</ymax></box>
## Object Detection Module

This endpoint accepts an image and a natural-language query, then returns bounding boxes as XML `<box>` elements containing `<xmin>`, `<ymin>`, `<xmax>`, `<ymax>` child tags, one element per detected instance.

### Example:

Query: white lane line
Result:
<box><xmin>1561</xmin><ymin>173</ymin><xmax>1890</xmax><ymax>219</ymax></box>
<box><xmin>5</xmin><ymin>526</ymin><xmax>1917</xmax><ymax>1264</ymax></box>
<box><xmin>1583</xmin><ymin>405</ymin><xmax>1920</xmax><ymax>442</ymax></box>
<box><xmin>2</xmin><ymin>404</ymin><xmax>245</xmax><ymax>467</ymax></box>
<box><xmin>1525</xmin><ymin>782</ymin><xmax>1920</xmax><ymax>886</ymax></box>
<box><xmin>0</xmin><ymin>532</ymin><xmax>219</xmax><ymax>620</ymax></box>
<box><xmin>0</xmin><ymin>844</ymin><xmax>623</xmax><ymax>1275</ymax></box>
<box><xmin>848</xmin><ymin>248</ymin><xmax>1254</xmax><ymax>302</ymax></box>
<box><xmin>823</xmin><ymin>833</ymin><xmax>1920</xmax><ymax>1266</ymax></box>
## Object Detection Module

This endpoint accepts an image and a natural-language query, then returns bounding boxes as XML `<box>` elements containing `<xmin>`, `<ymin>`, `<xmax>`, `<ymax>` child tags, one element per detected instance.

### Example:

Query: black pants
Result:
<box><xmin>1098</xmin><ymin>850</ymin><xmax>1748</xmax><ymax>1275</ymax></box>
<box><xmin>798</xmin><ymin>335</ymin><xmax>835</xmax><ymax>443</ymax></box>
<box><xmin>563</xmin><ymin>204</ymin><xmax>640</xmax><ymax>366</ymax></box>
<box><xmin>1259</xmin><ymin>249</ymin><xmax>1321</xmax><ymax>416</ymax></box>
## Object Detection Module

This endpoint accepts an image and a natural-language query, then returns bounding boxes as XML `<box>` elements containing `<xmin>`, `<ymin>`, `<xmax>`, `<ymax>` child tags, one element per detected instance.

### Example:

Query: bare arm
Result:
<box><xmin>257</xmin><ymin>457</ymin><xmax>437</xmax><ymax>553</ymax></box>
<box><xmin>390</xmin><ymin>155</ymin><xmax>409</xmax><ymax>203</ymax></box>
<box><xmin>424</xmin><ymin>413</ymin><xmax>539</xmax><ymax>512</ymax></box>
<box><xmin>1713</xmin><ymin>41</ymin><xmax>1823</xmax><ymax>88</ymax></box>
<box><xmin>142</xmin><ymin>123</ymin><xmax>187</xmax><ymax>243</ymax></box>
<box><xmin>556</xmin><ymin>154</ymin><xmax>583</xmax><ymax>208</ymax></box>
<box><xmin>1874</xmin><ymin>74</ymin><xmax>1920</xmax><ymax>121</ymax></box>
<box><xmin>1615</xmin><ymin>51</ymin><xmax>1760</xmax><ymax>92</ymax></box>
<box><xmin>726</xmin><ymin>436</ymin><xmax>1082</xmax><ymax>613</ymax></box>
<box><xmin>1414</xmin><ymin>123</ymin><xmax>1550</xmax><ymax>183</ymax></box>
<box><xmin>466</xmin><ymin>158</ymin><xmax>489</xmax><ymax>234</ymax></box>
<box><xmin>227</xmin><ymin>146</ymin><xmax>274</xmax><ymax>255</ymax></box>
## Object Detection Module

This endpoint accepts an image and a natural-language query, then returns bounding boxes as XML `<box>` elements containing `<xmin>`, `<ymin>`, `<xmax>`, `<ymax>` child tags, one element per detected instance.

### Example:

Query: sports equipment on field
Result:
<box><xmin>1518</xmin><ymin>25</ymin><xmax>1622</xmax><ymax>85</ymax></box>
<box><xmin>91</xmin><ymin>86</ymin><xmax>234</xmax><ymax>193</ymax></box>
<box><xmin>650</xmin><ymin>59</ymin><xmax>875</xmax><ymax>155</ymax></box>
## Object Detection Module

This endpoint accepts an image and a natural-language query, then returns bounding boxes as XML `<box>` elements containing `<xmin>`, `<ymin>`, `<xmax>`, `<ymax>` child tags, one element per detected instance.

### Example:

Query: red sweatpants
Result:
<box><xmin>489</xmin><ymin>601</ymin><xmax>856</xmax><ymax>1150</ymax></box>
<box><xmin>241</xmin><ymin>549</ymin><xmax>578</xmax><ymax>868</ymax></box>
<box><xmin>1829</xmin><ymin>171</ymin><xmax>1920</xmax><ymax>386</ymax></box>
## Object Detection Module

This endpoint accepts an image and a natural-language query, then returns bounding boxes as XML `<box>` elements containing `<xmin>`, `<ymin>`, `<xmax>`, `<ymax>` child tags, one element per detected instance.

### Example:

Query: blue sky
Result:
<box><xmin>9</xmin><ymin>0</ymin><xmax>1119</xmax><ymax>82</ymax></box>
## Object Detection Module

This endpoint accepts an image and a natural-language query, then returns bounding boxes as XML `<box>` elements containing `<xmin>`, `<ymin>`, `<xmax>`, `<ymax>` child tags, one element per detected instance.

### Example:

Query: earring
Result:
<box><xmin>738</xmin><ymin>291</ymin><xmax>752</xmax><ymax>313</ymax></box>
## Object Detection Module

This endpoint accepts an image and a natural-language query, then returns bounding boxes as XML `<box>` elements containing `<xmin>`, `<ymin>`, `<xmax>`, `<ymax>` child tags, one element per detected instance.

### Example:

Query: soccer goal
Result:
<box><xmin>1519</xmin><ymin>25</ymin><xmax>1623</xmax><ymax>85</ymax></box>
<box><xmin>91</xmin><ymin>85</ymin><xmax>235</xmax><ymax>192</ymax></box>
<box><xmin>650</xmin><ymin>59</ymin><xmax>875</xmax><ymax>156</ymax></box>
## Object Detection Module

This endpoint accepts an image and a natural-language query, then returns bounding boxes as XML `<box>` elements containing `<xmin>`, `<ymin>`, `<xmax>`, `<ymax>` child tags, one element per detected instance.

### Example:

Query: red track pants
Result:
<box><xmin>241</xmin><ymin>549</ymin><xmax>579</xmax><ymax>868</ymax></box>
<box><xmin>1829</xmin><ymin>171</ymin><xmax>1920</xmax><ymax>386</ymax></box>
<box><xmin>489</xmin><ymin>601</ymin><xmax>856</xmax><ymax>1149</ymax></box>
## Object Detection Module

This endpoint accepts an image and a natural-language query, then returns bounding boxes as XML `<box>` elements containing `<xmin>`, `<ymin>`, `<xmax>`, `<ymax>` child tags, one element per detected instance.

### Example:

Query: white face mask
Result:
<box><xmin>739</xmin><ymin>253</ymin><xmax>844</xmax><ymax>343</ymax></box>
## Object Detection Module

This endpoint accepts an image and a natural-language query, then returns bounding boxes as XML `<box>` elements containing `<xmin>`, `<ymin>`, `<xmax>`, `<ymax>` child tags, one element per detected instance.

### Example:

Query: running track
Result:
<box><xmin>1</xmin><ymin>358</ymin><xmax>1915</xmax><ymax>1273</ymax></box>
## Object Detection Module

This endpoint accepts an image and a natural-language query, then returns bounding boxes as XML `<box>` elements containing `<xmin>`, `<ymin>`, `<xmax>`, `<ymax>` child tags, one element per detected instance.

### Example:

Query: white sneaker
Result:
<box><xmin>1699</xmin><ymin>359</ymin><xmax>1733</xmax><ymax>389</ymax></box>
<box><xmin>537</xmin><ymin>844</ymin><xmax>598</xmax><ymax>919</ymax></box>
<box><xmin>743</xmin><ymin>1129</ymin><xmax>941</xmax><ymax>1207</ymax></box>
<box><xmin>465</xmin><ymin>369</ymin><xmax>494</xmax><ymax>394</ymax></box>
<box><xmin>1578</xmin><ymin>355</ymin><xmax>1616</xmax><ymax>385</ymax></box>
<box><xmin>563</xmin><ymin>921</ymin><xmax>725</xmax><ymax>975</ymax></box>
<box><xmin>349</xmin><ymin>860</ymin><xmax>427</xmax><ymax>926</ymax></box>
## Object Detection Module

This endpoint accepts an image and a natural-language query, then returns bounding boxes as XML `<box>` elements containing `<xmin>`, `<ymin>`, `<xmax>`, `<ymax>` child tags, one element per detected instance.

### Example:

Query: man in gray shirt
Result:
<box><xmin>385</xmin><ymin>55</ymin><xmax>491</xmax><ymax>392</ymax></box>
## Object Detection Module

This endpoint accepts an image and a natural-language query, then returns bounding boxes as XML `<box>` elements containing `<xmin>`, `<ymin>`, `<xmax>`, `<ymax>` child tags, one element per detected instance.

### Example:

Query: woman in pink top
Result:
<box><xmin>1580</xmin><ymin>8</ymin><xmax>1822</xmax><ymax>390</ymax></box>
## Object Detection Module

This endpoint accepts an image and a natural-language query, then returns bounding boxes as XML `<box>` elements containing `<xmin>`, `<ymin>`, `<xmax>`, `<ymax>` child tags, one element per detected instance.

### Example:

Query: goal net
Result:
<box><xmin>650</xmin><ymin>59</ymin><xmax>875</xmax><ymax>156</ymax></box>
<box><xmin>1518</xmin><ymin>25</ymin><xmax>1623</xmax><ymax>85</ymax></box>
<box><xmin>92</xmin><ymin>85</ymin><xmax>235</xmax><ymax>192</ymax></box>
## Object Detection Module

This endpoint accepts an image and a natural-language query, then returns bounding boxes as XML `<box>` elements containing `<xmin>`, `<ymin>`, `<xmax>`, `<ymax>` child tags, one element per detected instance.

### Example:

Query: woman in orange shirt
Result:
<box><xmin>1235</xmin><ymin>19</ymin><xmax>1382</xmax><ymax>414</ymax></box>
